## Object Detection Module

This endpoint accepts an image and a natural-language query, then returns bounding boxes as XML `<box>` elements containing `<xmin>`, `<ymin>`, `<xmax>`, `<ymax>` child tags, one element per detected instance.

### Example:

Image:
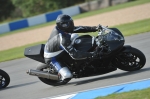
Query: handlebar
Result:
<box><xmin>97</xmin><ymin>25</ymin><xmax>110</xmax><ymax>35</ymax></box>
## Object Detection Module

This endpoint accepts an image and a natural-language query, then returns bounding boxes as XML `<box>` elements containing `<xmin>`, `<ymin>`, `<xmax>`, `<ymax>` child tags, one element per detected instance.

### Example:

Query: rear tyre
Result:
<box><xmin>0</xmin><ymin>69</ymin><xmax>10</xmax><ymax>89</ymax></box>
<box><xmin>36</xmin><ymin>63</ymin><xmax>71</xmax><ymax>86</ymax></box>
<box><xmin>113</xmin><ymin>47</ymin><xmax>146</xmax><ymax>71</ymax></box>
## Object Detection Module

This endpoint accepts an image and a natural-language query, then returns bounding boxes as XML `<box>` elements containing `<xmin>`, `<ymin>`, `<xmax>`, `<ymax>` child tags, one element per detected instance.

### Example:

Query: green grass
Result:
<box><xmin>0</xmin><ymin>0</ymin><xmax>150</xmax><ymax>37</ymax></box>
<box><xmin>0</xmin><ymin>41</ymin><xmax>46</xmax><ymax>62</ymax></box>
<box><xmin>110</xmin><ymin>18</ymin><xmax>150</xmax><ymax>36</ymax></box>
<box><xmin>0</xmin><ymin>18</ymin><xmax>150</xmax><ymax>62</ymax></box>
<box><xmin>96</xmin><ymin>87</ymin><xmax>150</xmax><ymax>99</ymax></box>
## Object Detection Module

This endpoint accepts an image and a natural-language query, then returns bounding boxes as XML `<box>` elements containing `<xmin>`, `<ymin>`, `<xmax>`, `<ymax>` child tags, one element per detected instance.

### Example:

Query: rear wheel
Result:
<box><xmin>36</xmin><ymin>63</ymin><xmax>71</xmax><ymax>86</ymax></box>
<box><xmin>113</xmin><ymin>47</ymin><xmax>146</xmax><ymax>71</ymax></box>
<box><xmin>0</xmin><ymin>69</ymin><xmax>10</xmax><ymax>88</ymax></box>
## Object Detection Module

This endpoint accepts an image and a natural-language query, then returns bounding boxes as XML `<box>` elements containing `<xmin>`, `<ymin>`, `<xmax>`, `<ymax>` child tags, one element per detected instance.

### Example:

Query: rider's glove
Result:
<box><xmin>90</xmin><ymin>25</ymin><xmax>102</xmax><ymax>31</ymax></box>
<box><xmin>96</xmin><ymin>24</ymin><xmax>102</xmax><ymax>31</ymax></box>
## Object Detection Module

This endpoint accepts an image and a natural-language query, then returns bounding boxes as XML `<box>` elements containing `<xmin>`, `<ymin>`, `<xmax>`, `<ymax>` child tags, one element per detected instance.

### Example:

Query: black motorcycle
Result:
<box><xmin>24</xmin><ymin>25</ymin><xmax>146</xmax><ymax>86</ymax></box>
<box><xmin>0</xmin><ymin>69</ymin><xmax>10</xmax><ymax>89</ymax></box>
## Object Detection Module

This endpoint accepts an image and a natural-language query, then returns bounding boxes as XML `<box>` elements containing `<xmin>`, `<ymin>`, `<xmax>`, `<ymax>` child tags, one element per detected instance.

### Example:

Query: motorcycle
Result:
<box><xmin>24</xmin><ymin>25</ymin><xmax>146</xmax><ymax>86</ymax></box>
<box><xmin>0</xmin><ymin>69</ymin><xmax>10</xmax><ymax>89</ymax></box>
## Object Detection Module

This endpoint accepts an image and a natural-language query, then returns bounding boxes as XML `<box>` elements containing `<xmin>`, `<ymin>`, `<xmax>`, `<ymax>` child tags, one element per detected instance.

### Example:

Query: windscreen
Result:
<box><xmin>105</xmin><ymin>30</ymin><xmax>124</xmax><ymax>41</ymax></box>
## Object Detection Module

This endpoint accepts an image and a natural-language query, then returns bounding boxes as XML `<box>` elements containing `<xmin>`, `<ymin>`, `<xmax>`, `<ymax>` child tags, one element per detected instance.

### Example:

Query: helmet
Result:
<box><xmin>56</xmin><ymin>14</ymin><xmax>74</xmax><ymax>33</ymax></box>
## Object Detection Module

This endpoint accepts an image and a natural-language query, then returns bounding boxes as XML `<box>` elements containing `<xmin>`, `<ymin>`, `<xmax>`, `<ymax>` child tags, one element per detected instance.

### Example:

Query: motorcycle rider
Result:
<box><xmin>44</xmin><ymin>14</ymin><xmax>99</xmax><ymax>81</ymax></box>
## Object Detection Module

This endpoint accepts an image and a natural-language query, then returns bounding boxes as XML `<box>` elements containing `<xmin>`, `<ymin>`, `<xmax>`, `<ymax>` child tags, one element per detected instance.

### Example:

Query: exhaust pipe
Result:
<box><xmin>26</xmin><ymin>69</ymin><xmax>59</xmax><ymax>80</ymax></box>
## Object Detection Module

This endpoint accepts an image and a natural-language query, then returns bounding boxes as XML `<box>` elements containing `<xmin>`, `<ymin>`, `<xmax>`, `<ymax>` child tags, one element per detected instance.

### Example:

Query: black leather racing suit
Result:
<box><xmin>44</xmin><ymin>26</ymin><xmax>97</xmax><ymax>76</ymax></box>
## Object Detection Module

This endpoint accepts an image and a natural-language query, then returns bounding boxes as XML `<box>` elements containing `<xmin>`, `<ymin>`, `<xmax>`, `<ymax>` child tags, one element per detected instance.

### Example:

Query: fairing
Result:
<box><xmin>99</xmin><ymin>28</ymin><xmax>125</xmax><ymax>52</ymax></box>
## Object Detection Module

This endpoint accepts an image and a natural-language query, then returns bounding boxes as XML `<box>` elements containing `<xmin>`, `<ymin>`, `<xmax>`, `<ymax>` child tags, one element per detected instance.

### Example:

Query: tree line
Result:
<box><xmin>0</xmin><ymin>0</ymin><xmax>90</xmax><ymax>22</ymax></box>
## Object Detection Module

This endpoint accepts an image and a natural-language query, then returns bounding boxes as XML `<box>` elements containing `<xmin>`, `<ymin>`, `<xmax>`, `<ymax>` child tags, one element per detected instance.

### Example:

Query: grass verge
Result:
<box><xmin>115</xmin><ymin>18</ymin><xmax>150</xmax><ymax>36</ymax></box>
<box><xmin>0</xmin><ymin>41</ymin><xmax>46</xmax><ymax>62</ymax></box>
<box><xmin>0</xmin><ymin>0</ymin><xmax>150</xmax><ymax>37</ymax></box>
<box><xmin>0</xmin><ymin>18</ymin><xmax>150</xmax><ymax>62</ymax></box>
<box><xmin>96</xmin><ymin>87</ymin><xmax>150</xmax><ymax>99</ymax></box>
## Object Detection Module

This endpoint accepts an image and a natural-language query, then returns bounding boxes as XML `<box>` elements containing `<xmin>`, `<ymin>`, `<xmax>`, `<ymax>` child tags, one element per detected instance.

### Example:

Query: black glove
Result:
<box><xmin>91</xmin><ymin>25</ymin><xmax>101</xmax><ymax>31</ymax></box>
<box><xmin>96</xmin><ymin>24</ymin><xmax>102</xmax><ymax>31</ymax></box>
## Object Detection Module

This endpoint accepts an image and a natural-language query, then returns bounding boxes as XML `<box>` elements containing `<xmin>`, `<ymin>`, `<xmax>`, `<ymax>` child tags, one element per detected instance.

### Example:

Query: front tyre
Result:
<box><xmin>36</xmin><ymin>63</ymin><xmax>71</xmax><ymax>86</ymax></box>
<box><xmin>113</xmin><ymin>47</ymin><xmax>146</xmax><ymax>71</ymax></box>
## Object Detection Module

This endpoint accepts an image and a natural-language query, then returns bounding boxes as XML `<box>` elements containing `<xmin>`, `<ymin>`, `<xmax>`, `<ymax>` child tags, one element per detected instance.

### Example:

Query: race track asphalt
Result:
<box><xmin>0</xmin><ymin>32</ymin><xmax>150</xmax><ymax>99</ymax></box>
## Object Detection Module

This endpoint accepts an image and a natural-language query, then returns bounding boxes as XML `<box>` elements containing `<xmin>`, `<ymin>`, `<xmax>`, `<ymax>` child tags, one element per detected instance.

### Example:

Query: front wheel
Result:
<box><xmin>0</xmin><ymin>69</ymin><xmax>10</xmax><ymax>89</ymax></box>
<box><xmin>113</xmin><ymin>47</ymin><xmax>146</xmax><ymax>71</ymax></box>
<box><xmin>36</xmin><ymin>63</ymin><xmax>71</xmax><ymax>86</ymax></box>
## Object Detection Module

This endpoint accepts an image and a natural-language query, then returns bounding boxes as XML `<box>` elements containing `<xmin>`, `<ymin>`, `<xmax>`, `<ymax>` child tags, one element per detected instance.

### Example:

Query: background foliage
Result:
<box><xmin>0</xmin><ymin>0</ymin><xmax>15</xmax><ymax>21</ymax></box>
<box><xmin>0</xmin><ymin>0</ymin><xmax>89</xmax><ymax>22</ymax></box>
